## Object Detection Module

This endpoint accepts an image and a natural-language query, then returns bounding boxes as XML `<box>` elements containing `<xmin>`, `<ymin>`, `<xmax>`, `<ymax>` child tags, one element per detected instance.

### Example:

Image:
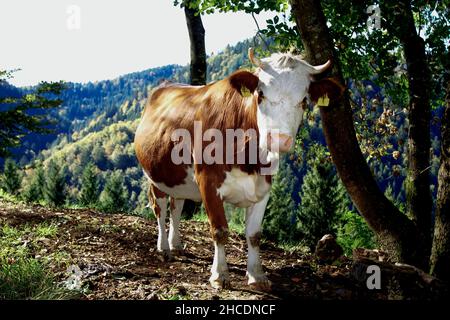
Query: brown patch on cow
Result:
<box><xmin>148</xmin><ymin>185</ymin><xmax>166</xmax><ymax>218</ymax></box>
<box><xmin>211</xmin><ymin>227</ymin><xmax>229</xmax><ymax>245</ymax></box>
<box><xmin>249</xmin><ymin>232</ymin><xmax>262</xmax><ymax>248</ymax></box>
<box><xmin>308</xmin><ymin>77</ymin><xmax>345</xmax><ymax>105</ymax></box>
<box><xmin>169</xmin><ymin>198</ymin><xmax>176</xmax><ymax>211</ymax></box>
<box><xmin>195</xmin><ymin>169</ymin><xmax>228</xmax><ymax>237</ymax></box>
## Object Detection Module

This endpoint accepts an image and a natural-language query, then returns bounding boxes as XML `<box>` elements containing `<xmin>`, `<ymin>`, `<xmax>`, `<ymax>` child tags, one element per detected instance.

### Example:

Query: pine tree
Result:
<box><xmin>263</xmin><ymin>156</ymin><xmax>299</xmax><ymax>244</ymax></box>
<box><xmin>0</xmin><ymin>70</ymin><xmax>64</xmax><ymax>158</ymax></box>
<box><xmin>78</xmin><ymin>163</ymin><xmax>99</xmax><ymax>207</ymax></box>
<box><xmin>99</xmin><ymin>171</ymin><xmax>129</xmax><ymax>213</ymax></box>
<box><xmin>297</xmin><ymin>144</ymin><xmax>349</xmax><ymax>250</ymax></box>
<box><xmin>44</xmin><ymin>160</ymin><xmax>66</xmax><ymax>207</ymax></box>
<box><xmin>1</xmin><ymin>158</ymin><xmax>21</xmax><ymax>195</ymax></box>
<box><xmin>22</xmin><ymin>166</ymin><xmax>45</xmax><ymax>203</ymax></box>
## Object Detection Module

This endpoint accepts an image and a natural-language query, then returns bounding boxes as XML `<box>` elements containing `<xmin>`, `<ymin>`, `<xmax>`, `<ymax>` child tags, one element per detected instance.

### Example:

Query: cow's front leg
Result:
<box><xmin>169</xmin><ymin>198</ymin><xmax>184</xmax><ymax>254</ymax></box>
<box><xmin>245</xmin><ymin>193</ymin><xmax>271</xmax><ymax>291</ymax></box>
<box><xmin>196</xmin><ymin>171</ymin><xmax>230</xmax><ymax>289</ymax></box>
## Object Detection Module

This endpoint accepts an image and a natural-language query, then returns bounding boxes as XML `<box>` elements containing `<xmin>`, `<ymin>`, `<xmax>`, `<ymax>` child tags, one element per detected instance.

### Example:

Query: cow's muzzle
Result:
<box><xmin>267</xmin><ymin>132</ymin><xmax>294</xmax><ymax>153</ymax></box>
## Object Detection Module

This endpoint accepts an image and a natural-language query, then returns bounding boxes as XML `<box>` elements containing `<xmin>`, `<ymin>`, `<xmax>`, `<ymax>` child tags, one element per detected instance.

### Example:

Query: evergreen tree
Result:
<box><xmin>78</xmin><ymin>162</ymin><xmax>100</xmax><ymax>207</ymax></box>
<box><xmin>263</xmin><ymin>157</ymin><xmax>299</xmax><ymax>244</ymax></box>
<box><xmin>22</xmin><ymin>166</ymin><xmax>45</xmax><ymax>203</ymax></box>
<box><xmin>297</xmin><ymin>144</ymin><xmax>349</xmax><ymax>250</ymax></box>
<box><xmin>0</xmin><ymin>70</ymin><xmax>64</xmax><ymax>157</ymax></box>
<box><xmin>43</xmin><ymin>160</ymin><xmax>66</xmax><ymax>207</ymax></box>
<box><xmin>99</xmin><ymin>171</ymin><xmax>129</xmax><ymax>213</ymax></box>
<box><xmin>1</xmin><ymin>158</ymin><xmax>22</xmax><ymax>195</ymax></box>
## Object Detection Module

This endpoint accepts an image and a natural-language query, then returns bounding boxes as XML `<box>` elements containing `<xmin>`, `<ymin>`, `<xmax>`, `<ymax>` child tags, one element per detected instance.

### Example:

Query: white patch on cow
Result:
<box><xmin>256</xmin><ymin>53</ymin><xmax>313</xmax><ymax>152</ymax></box>
<box><xmin>146</xmin><ymin>167</ymin><xmax>202</xmax><ymax>202</ymax></box>
<box><xmin>169</xmin><ymin>199</ymin><xmax>184</xmax><ymax>251</ymax></box>
<box><xmin>217</xmin><ymin>168</ymin><xmax>271</xmax><ymax>207</ymax></box>
<box><xmin>209</xmin><ymin>241</ymin><xmax>229</xmax><ymax>288</ymax></box>
<box><xmin>245</xmin><ymin>193</ymin><xmax>270</xmax><ymax>286</ymax></box>
<box><xmin>156</xmin><ymin>197</ymin><xmax>169</xmax><ymax>253</ymax></box>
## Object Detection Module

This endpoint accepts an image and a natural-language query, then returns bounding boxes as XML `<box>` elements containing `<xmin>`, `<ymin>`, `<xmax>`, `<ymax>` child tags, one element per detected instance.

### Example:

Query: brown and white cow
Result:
<box><xmin>134</xmin><ymin>49</ymin><xmax>340</xmax><ymax>291</ymax></box>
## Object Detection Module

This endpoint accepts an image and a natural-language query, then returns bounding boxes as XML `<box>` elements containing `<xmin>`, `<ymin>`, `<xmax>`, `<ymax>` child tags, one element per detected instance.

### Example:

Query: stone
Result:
<box><xmin>351</xmin><ymin>258</ymin><xmax>449</xmax><ymax>300</ymax></box>
<box><xmin>315</xmin><ymin>234</ymin><xmax>343</xmax><ymax>263</ymax></box>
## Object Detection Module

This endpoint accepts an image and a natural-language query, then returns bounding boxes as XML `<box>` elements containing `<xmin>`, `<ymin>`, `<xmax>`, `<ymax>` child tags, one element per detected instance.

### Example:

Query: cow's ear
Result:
<box><xmin>229</xmin><ymin>70</ymin><xmax>259</xmax><ymax>96</ymax></box>
<box><xmin>308</xmin><ymin>77</ymin><xmax>345</xmax><ymax>105</ymax></box>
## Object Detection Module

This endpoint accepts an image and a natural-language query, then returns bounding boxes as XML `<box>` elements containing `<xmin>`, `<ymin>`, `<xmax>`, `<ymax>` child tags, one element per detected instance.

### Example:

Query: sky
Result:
<box><xmin>0</xmin><ymin>0</ymin><xmax>274</xmax><ymax>87</ymax></box>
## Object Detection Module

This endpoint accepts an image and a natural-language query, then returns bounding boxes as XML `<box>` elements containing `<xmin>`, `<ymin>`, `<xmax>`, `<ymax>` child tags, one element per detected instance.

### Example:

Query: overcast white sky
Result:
<box><xmin>0</xmin><ymin>0</ymin><xmax>274</xmax><ymax>87</ymax></box>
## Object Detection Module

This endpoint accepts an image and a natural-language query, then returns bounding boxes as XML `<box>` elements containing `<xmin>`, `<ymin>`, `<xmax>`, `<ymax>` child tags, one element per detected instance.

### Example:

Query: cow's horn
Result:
<box><xmin>249</xmin><ymin>48</ymin><xmax>263</xmax><ymax>68</ymax></box>
<box><xmin>306</xmin><ymin>59</ymin><xmax>332</xmax><ymax>75</ymax></box>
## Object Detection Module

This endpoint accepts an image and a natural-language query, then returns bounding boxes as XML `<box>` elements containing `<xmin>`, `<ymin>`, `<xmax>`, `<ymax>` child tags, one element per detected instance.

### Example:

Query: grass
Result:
<box><xmin>0</xmin><ymin>223</ymin><xmax>78</xmax><ymax>300</ymax></box>
<box><xmin>99</xmin><ymin>223</ymin><xmax>122</xmax><ymax>234</ymax></box>
<box><xmin>192</xmin><ymin>207</ymin><xmax>209</xmax><ymax>223</ymax></box>
<box><xmin>191</xmin><ymin>204</ymin><xmax>246</xmax><ymax>236</ymax></box>
<box><xmin>35</xmin><ymin>222</ymin><xmax>58</xmax><ymax>238</ymax></box>
<box><xmin>0</xmin><ymin>189</ymin><xmax>21</xmax><ymax>203</ymax></box>
<box><xmin>276</xmin><ymin>242</ymin><xmax>311</xmax><ymax>254</ymax></box>
<box><xmin>0</xmin><ymin>257</ymin><xmax>75</xmax><ymax>300</ymax></box>
<box><xmin>225</xmin><ymin>204</ymin><xmax>246</xmax><ymax>236</ymax></box>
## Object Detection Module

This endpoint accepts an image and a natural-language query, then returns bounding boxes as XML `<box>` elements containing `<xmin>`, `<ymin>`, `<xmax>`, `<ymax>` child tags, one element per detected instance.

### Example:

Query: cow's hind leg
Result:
<box><xmin>149</xmin><ymin>185</ymin><xmax>171</xmax><ymax>261</ymax></box>
<box><xmin>245</xmin><ymin>193</ymin><xmax>271</xmax><ymax>292</ymax></box>
<box><xmin>169</xmin><ymin>198</ymin><xmax>184</xmax><ymax>255</ymax></box>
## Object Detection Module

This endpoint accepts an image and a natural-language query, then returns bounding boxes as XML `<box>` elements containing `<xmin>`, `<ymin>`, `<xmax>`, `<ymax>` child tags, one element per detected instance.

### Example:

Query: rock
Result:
<box><xmin>352</xmin><ymin>258</ymin><xmax>449</xmax><ymax>300</ymax></box>
<box><xmin>315</xmin><ymin>234</ymin><xmax>343</xmax><ymax>263</ymax></box>
<box><xmin>352</xmin><ymin>248</ymin><xmax>389</xmax><ymax>262</ymax></box>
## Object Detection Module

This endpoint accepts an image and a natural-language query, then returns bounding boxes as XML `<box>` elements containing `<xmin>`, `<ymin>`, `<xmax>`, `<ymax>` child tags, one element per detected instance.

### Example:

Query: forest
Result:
<box><xmin>0</xmin><ymin>0</ymin><xmax>449</xmax><ymax>301</ymax></box>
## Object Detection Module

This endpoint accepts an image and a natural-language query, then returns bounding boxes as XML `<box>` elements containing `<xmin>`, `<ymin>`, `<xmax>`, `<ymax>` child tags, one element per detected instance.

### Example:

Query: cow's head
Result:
<box><xmin>248</xmin><ymin>48</ymin><xmax>337</xmax><ymax>153</ymax></box>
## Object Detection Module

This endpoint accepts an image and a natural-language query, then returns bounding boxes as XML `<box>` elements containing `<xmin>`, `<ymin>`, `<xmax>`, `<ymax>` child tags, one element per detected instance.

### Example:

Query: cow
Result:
<box><xmin>134</xmin><ymin>48</ymin><xmax>342</xmax><ymax>291</ymax></box>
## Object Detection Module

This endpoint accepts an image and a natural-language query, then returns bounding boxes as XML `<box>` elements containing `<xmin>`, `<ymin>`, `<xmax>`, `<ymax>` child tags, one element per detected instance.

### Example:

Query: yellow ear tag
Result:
<box><xmin>316</xmin><ymin>94</ymin><xmax>330</xmax><ymax>107</ymax></box>
<box><xmin>240</xmin><ymin>86</ymin><xmax>252</xmax><ymax>98</ymax></box>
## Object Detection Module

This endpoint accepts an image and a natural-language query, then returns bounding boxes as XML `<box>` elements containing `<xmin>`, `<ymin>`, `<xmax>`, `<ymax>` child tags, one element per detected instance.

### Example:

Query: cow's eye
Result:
<box><xmin>257</xmin><ymin>89</ymin><xmax>264</xmax><ymax>104</ymax></box>
<box><xmin>299</xmin><ymin>98</ymin><xmax>307</xmax><ymax>110</ymax></box>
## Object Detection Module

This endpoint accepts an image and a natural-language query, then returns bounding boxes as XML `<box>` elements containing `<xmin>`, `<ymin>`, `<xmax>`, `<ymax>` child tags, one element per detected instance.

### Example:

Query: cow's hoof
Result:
<box><xmin>157</xmin><ymin>250</ymin><xmax>173</xmax><ymax>262</ymax></box>
<box><xmin>210</xmin><ymin>275</ymin><xmax>231</xmax><ymax>290</ymax></box>
<box><xmin>248</xmin><ymin>277</ymin><xmax>272</xmax><ymax>292</ymax></box>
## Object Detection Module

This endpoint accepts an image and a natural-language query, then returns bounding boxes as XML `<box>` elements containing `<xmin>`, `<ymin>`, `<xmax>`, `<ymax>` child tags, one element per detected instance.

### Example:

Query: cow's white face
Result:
<box><xmin>253</xmin><ymin>52</ymin><xmax>331</xmax><ymax>153</ymax></box>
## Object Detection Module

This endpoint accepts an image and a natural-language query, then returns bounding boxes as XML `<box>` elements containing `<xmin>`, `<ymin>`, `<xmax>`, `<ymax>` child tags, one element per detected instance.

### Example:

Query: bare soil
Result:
<box><xmin>0</xmin><ymin>200</ymin><xmax>384</xmax><ymax>300</ymax></box>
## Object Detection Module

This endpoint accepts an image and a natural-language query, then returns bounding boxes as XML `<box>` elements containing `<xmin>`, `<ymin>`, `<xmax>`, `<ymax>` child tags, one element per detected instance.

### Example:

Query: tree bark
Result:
<box><xmin>289</xmin><ymin>0</ymin><xmax>428</xmax><ymax>269</ymax></box>
<box><xmin>183</xmin><ymin>1</ymin><xmax>206</xmax><ymax>218</ymax></box>
<box><xmin>430</xmin><ymin>76</ymin><xmax>450</xmax><ymax>283</ymax></box>
<box><xmin>184</xmin><ymin>1</ymin><xmax>207</xmax><ymax>85</ymax></box>
<box><xmin>380</xmin><ymin>0</ymin><xmax>433</xmax><ymax>269</ymax></box>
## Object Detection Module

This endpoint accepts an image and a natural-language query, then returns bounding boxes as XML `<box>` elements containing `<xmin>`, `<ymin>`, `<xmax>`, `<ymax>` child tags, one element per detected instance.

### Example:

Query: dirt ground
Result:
<box><xmin>0</xmin><ymin>200</ymin><xmax>385</xmax><ymax>300</ymax></box>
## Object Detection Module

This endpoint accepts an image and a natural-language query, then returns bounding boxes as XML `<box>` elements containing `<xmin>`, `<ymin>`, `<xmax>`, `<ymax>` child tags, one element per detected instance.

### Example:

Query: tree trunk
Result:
<box><xmin>289</xmin><ymin>0</ymin><xmax>428</xmax><ymax>269</ymax></box>
<box><xmin>380</xmin><ymin>0</ymin><xmax>433</xmax><ymax>270</ymax></box>
<box><xmin>184</xmin><ymin>1</ymin><xmax>207</xmax><ymax>85</ymax></box>
<box><xmin>430</xmin><ymin>77</ymin><xmax>450</xmax><ymax>283</ymax></box>
<box><xmin>183</xmin><ymin>1</ymin><xmax>206</xmax><ymax>218</ymax></box>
